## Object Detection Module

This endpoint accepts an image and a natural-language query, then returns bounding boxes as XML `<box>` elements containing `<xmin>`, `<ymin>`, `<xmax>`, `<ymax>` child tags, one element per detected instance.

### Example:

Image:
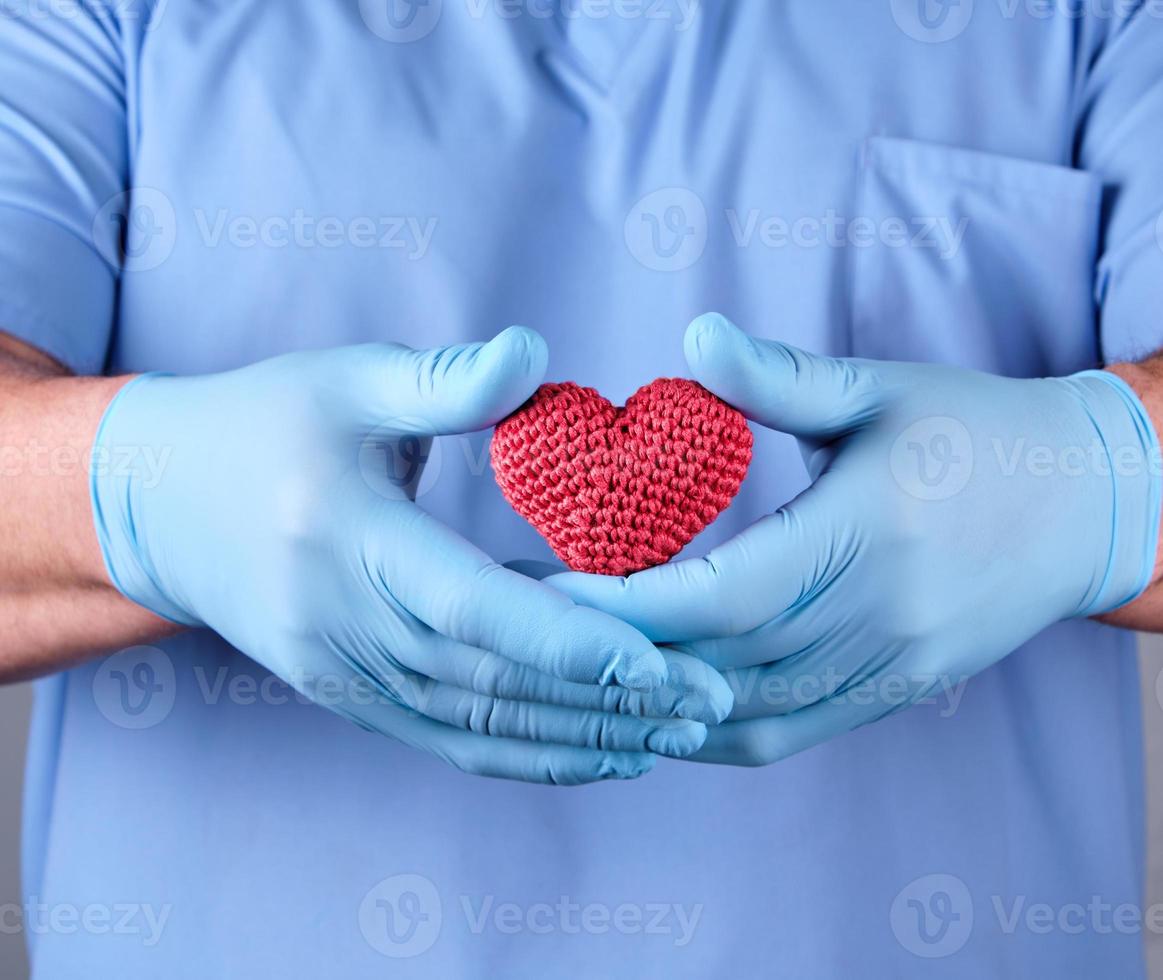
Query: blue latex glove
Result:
<box><xmin>91</xmin><ymin>328</ymin><xmax>732</xmax><ymax>784</ymax></box>
<box><xmin>550</xmin><ymin>314</ymin><xmax>1161</xmax><ymax>766</ymax></box>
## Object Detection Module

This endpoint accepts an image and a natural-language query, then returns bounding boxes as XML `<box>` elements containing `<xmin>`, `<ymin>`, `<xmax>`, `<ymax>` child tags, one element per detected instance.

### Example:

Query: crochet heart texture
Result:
<box><xmin>491</xmin><ymin>379</ymin><xmax>753</xmax><ymax>576</ymax></box>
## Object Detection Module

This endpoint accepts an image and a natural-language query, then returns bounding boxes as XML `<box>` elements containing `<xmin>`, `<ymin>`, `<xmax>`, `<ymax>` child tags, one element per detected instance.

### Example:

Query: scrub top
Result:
<box><xmin>4</xmin><ymin>0</ymin><xmax>1163</xmax><ymax>976</ymax></box>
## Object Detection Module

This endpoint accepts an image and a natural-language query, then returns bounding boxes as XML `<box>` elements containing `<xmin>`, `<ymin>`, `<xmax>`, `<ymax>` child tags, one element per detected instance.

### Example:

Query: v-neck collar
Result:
<box><xmin>548</xmin><ymin>0</ymin><xmax>692</xmax><ymax>93</ymax></box>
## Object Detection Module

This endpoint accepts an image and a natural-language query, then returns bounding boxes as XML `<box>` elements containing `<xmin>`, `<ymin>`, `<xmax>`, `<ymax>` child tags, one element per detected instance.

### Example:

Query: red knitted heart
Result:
<box><xmin>491</xmin><ymin>379</ymin><xmax>753</xmax><ymax>576</ymax></box>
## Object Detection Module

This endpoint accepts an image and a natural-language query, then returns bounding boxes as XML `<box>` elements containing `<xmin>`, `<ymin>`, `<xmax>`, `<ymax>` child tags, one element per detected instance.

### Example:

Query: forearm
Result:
<box><xmin>1098</xmin><ymin>358</ymin><xmax>1163</xmax><ymax>631</ymax></box>
<box><xmin>0</xmin><ymin>336</ymin><xmax>178</xmax><ymax>682</ymax></box>
<box><xmin>0</xmin><ymin>589</ymin><xmax>178</xmax><ymax>682</ymax></box>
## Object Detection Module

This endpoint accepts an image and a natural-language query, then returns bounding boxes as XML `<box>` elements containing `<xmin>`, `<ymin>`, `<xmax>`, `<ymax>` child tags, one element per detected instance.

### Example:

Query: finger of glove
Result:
<box><xmin>340</xmin><ymin>698</ymin><xmax>657</xmax><ymax>785</ymax></box>
<box><xmin>373</xmin><ymin>507</ymin><xmax>666</xmax><ymax>690</ymax></box>
<box><xmin>690</xmin><ymin>697</ymin><xmax>880</xmax><ymax>767</ymax></box>
<box><xmin>405</xmin><ymin>631</ymin><xmax>733</xmax><ymax>724</ymax></box>
<box><xmin>674</xmin><ymin>600</ymin><xmax>834</xmax><ymax>671</ymax></box>
<box><xmin>396</xmin><ymin>675</ymin><xmax>708</xmax><ymax>758</ymax></box>
<box><xmin>364</xmin><ymin>326</ymin><xmax>548</xmax><ymax>436</ymax></box>
<box><xmin>683</xmin><ymin>313</ymin><xmax>881</xmax><ymax>440</ymax></box>
<box><xmin>718</xmin><ymin>656</ymin><xmax>835</xmax><ymax>721</ymax></box>
<box><xmin>548</xmin><ymin>508</ymin><xmax>820</xmax><ymax>644</ymax></box>
<box><xmin>718</xmin><ymin>637</ymin><xmax>941</xmax><ymax>721</ymax></box>
<box><xmin>502</xmin><ymin>558</ymin><xmax>566</xmax><ymax>581</ymax></box>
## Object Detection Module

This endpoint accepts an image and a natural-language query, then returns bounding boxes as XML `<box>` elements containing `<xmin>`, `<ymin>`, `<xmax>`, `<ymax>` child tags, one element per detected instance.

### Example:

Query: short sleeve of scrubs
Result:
<box><xmin>0</xmin><ymin>0</ymin><xmax>129</xmax><ymax>374</ymax></box>
<box><xmin>1077</xmin><ymin>6</ymin><xmax>1163</xmax><ymax>363</ymax></box>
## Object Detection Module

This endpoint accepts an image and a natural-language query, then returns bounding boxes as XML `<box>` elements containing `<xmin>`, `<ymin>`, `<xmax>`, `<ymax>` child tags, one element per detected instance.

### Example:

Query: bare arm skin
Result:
<box><xmin>0</xmin><ymin>333</ymin><xmax>178</xmax><ymax>682</ymax></box>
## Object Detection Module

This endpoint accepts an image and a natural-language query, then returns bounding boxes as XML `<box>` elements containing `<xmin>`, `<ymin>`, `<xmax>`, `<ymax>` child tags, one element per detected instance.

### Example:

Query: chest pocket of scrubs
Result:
<box><xmin>850</xmin><ymin>136</ymin><xmax>1103</xmax><ymax>377</ymax></box>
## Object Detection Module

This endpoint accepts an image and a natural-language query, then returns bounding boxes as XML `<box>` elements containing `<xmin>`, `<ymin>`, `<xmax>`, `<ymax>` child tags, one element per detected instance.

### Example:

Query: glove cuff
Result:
<box><xmin>90</xmin><ymin>373</ymin><xmax>200</xmax><ymax>627</ymax></box>
<box><xmin>1068</xmin><ymin>369</ymin><xmax>1162</xmax><ymax>617</ymax></box>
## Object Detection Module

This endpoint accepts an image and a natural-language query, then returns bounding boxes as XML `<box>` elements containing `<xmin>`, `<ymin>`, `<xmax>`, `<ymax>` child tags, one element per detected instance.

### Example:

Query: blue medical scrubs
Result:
<box><xmin>4</xmin><ymin>0</ymin><xmax>1163</xmax><ymax>975</ymax></box>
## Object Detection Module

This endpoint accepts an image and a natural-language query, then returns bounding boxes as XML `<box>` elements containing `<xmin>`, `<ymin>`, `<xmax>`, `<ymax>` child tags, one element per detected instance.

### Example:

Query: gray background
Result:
<box><xmin>0</xmin><ymin>681</ymin><xmax>31</xmax><ymax>980</ymax></box>
<box><xmin>4</xmin><ymin>641</ymin><xmax>1163</xmax><ymax>978</ymax></box>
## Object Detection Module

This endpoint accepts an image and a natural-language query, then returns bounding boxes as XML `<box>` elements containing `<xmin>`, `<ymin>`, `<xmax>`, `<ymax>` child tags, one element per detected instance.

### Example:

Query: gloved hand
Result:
<box><xmin>91</xmin><ymin>328</ymin><xmax>732</xmax><ymax>784</ymax></box>
<box><xmin>550</xmin><ymin>314</ymin><xmax>1161</xmax><ymax>766</ymax></box>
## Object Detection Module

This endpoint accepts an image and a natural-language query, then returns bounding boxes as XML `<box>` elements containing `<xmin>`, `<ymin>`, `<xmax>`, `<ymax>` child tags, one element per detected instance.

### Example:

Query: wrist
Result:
<box><xmin>74</xmin><ymin>374</ymin><xmax>141</xmax><ymax>588</ymax></box>
<box><xmin>1060</xmin><ymin>369</ymin><xmax>1162</xmax><ymax>617</ymax></box>
<box><xmin>89</xmin><ymin>372</ymin><xmax>200</xmax><ymax>626</ymax></box>
<box><xmin>1096</xmin><ymin>363</ymin><xmax>1163</xmax><ymax>626</ymax></box>
<box><xmin>1</xmin><ymin>371</ymin><xmax>135</xmax><ymax>591</ymax></box>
